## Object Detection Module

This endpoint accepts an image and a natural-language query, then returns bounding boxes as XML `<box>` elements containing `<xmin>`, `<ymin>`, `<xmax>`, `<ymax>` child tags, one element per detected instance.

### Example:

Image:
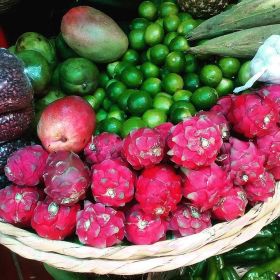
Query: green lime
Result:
<box><xmin>17</xmin><ymin>49</ymin><xmax>51</xmax><ymax>96</ymax></box>
<box><xmin>170</xmin><ymin>107</ymin><xmax>193</xmax><ymax>124</ymax></box>
<box><xmin>218</xmin><ymin>57</ymin><xmax>241</xmax><ymax>79</ymax></box>
<box><xmin>155</xmin><ymin>18</ymin><xmax>164</xmax><ymax>27</ymax></box>
<box><xmin>106</xmin><ymin>61</ymin><xmax>120</xmax><ymax>78</ymax></box>
<box><xmin>169</xmin><ymin>36</ymin><xmax>190</xmax><ymax>52</ymax></box>
<box><xmin>178</xmin><ymin>12</ymin><xmax>192</xmax><ymax>21</ymax></box>
<box><xmin>237</xmin><ymin>61</ymin><xmax>251</xmax><ymax>85</ymax></box>
<box><xmin>184</xmin><ymin>54</ymin><xmax>198</xmax><ymax>73</ymax></box>
<box><xmin>165</xmin><ymin>51</ymin><xmax>185</xmax><ymax>73</ymax></box>
<box><xmin>107</xmin><ymin>81</ymin><xmax>127</xmax><ymax>103</ymax></box>
<box><xmin>93</xmin><ymin>88</ymin><xmax>106</xmax><ymax>108</ymax></box>
<box><xmin>159</xmin><ymin>2</ymin><xmax>179</xmax><ymax>17</ymax></box>
<box><xmin>160</xmin><ymin>67</ymin><xmax>170</xmax><ymax>80</ymax></box>
<box><xmin>84</xmin><ymin>95</ymin><xmax>100</xmax><ymax>111</ymax></box>
<box><xmin>183</xmin><ymin>72</ymin><xmax>200</xmax><ymax>92</ymax></box>
<box><xmin>121</xmin><ymin>66</ymin><xmax>143</xmax><ymax>88</ymax></box>
<box><xmin>55</xmin><ymin>33</ymin><xmax>78</xmax><ymax>60</ymax></box>
<box><xmin>35</xmin><ymin>88</ymin><xmax>65</xmax><ymax>111</ymax></box>
<box><xmin>114</xmin><ymin>61</ymin><xmax>131</xmax><ymax>78</ymax></box>
<box><xmin>157</xmin><ymin>92</ymin><xmax>172</xmax><ymax>99</ymax></box>
<box><xmin>162</xmin><ymin>73</ymin><xmax>184</xmax><ymax>94</ymax></box>
<box><xmin>102</xmin><ymin>98</ymin><xmax>113</xmax><ymax>111</ymax></box>
<box><xmin>200</xmin><ymin>64</ymin><xmax>223</xmax><ymax>87</ymax></box>
<box><xmin>138</xmin><ymin>1</ymin><xmax>157</xmax><ymax>20</ymax></box>
<box><xmin>140</xmin><ymin>62</ymin><xmax>160</xmax><ymax>78</ymax></box>
<box><xmin>129</xmin><ymin>29</ymin><xmax>146</xmax><ymax>51</ymax></box>
<box><xmin>50</xmin><ymin>64</ymin><xmax>61</xmax><ymax>88</ymax></box>
<box><xmin>163</xmin><ymin>15</ymin><xmax>180</xmax><ymax>32</ymax></box>
<box><xmin>173</xmin><ymin>89</ymin><xmax>192</xmax><ymax>102</ymax></box>
<box><xmin>118</xmin><ymin>89</ymin><xmax>136</xmax><ymax>111</ymax></box>
<box><xmin>59</xmin><ymin>57</ymin><xmax>99</xmax><ymax>95</ymax></box>
<box><xmin>163</xmin><ymin>32</ymin><xmax>178</xmax><ymax>46</ymax></box>
<box><xmin>99</xmin><ymin>72</ymin><xmax>110</xmax><ymax>88</ymax></box>
<box><xmin>153</xmin><ymin>94</ymin><xmax>173</xmax><ymax>112</ymax></box>
<box><xmin>107</xmin><ymin>109</ymin><xmax>126</xmax><ymax>122</ymax></box>
<box><xmin>141</xmin><ymin>78</ymin><xmax>162</xmax><ymax>97</ymax></box>
<box><xmin>122</xmin><ymin>49</ymin><xmax>140</xmax><ymax>65</ymax></box>
<box><xmin>144</xmin><ymin>23</ymin><xmax>164</xmax><ymax>46</ymax></box>
<box><xmin>127</xmin><ymin>90</ymin><xmax>153</xmax><ymax>115</ymax></box>
<box><xmin>177</xmin><ymin>19</ymin><xmax>198</xmax><ymax>35</ymax></box>
<box><xmin>121</xmin><ymin>117</ymin><xmax>147</xmax><ymax>137</ymax></box>
<box><xmin>142</xmin><ymin>109</ymin><xmax>167</xmax><ymax>128</ymax></box>
<box><xmin>169</xmin><ymin>100</ymin><xmax>196</xmax><ymax>116</ymax></box>
<box><xmin>96</xmin><ymin>109</ymin><xmax>108</xmax><ymax>122</ymax></box>
<box><xmin>191</xmin><ymin>86</ymin><xmax>218</xmax><ymax>110</ymax></box>
<box><xmin>216</xmin><ymin>78</ymin><xmax>234</xmax><ymax>97</ymax></box>
<box><xmin>149</xmin><ymin>44</ymin><xmax>169</xmax><ymax>65</ymax></box>
<box><xmin>130</xmin><ymin>18</ymin><xmax>150</xmax><ymax>30</ymax></box>
<box><xmin>102</xmin><ymin>118</ymin><xmax>122</xmax><ymax>135</ymax></box>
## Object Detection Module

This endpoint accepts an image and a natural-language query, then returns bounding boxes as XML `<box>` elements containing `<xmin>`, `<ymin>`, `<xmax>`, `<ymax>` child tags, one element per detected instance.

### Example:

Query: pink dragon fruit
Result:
<box><xmin>227</xmin><ymin>93</ymin><xmax>278</xmax><ymax>138</ymax></box>
<box><xmin>135</xmin><ymin>164</ymin><xmax>182</xmax><ymax>217</ymax></box>
<box><xmin>91</xmin><ymin>159</ymin><xmax>135</xmax><ymax>207</ymax></box>
<box><xmin>269</xmin><ymin>167</ymin><xmax>280</xmax><ymax>180</ymax></box>
<box><xmin>212</xmin><ymin>187</ymin><xmax>248</xmax><ymax>221</ymax></box>
<box><xmin>196</xmin><ymin>110</ymin><xmax>230</xmax><ymax>140</ymax></box>
<box><xmin>0</xmin><ymin>185</ymin><xmax>43</xmax><ymax>227</ymax></box>
<box><xmin>225</xmin><ymin>138</ymin><xmax>265</xmax><ymax>186</ymax></box>
<box><xmin>259</xmin><ymin>85</ymin><xmax>280</xmax><ymax>116</ymax></box>
<box><xmin>121</xmin><ymin>128</ymin><xmax>165</xmax><ymax>170</ymax></box>
<box><xmin>257</xmin><ymin>128</ymin><xmax>280</xmax><ymax>172</ymax></box>
<box><xmin>31</xmin><ymin>198</ymin><xmax>80</xmax><ymax>240</ymax></box>
<box><xmin>167</xmin><ymin>116</ymin><xmax>223</xmax><ymax>169</ymax></box>
<box><xmin>84</xmin><ymin>132</ymin><xmax>123</xmax><ymax>165</ymax></box>
<box><xmin>210</xmin><ymin>95</ymin><xmax>234</xmax><ymax>118</ymax></box>
<box><xmin>4</xmin><ymin>145</ymin><xmax>48</xmax><ymax>186</ymax></box>
<box><xmin>43</xmin><ymin>151</ymin><xmax>90</xmax><ymax>206</ymax></box>
<box><xmin>169</xmin><ymin>204</ymin><xmax>211</xmax><ymax>237</ymax></box>
<box><xmin>76</xmin><ymin>201</ymin><xmax>125</xmax><ymax>248</ymax></box>
<box><xmin>182</xmin><ymin>163</ymin><xmax>231</xmax><ymax>211</ymax></box>
<box><xmin>125</xmin><ymin>204</ymin><xmax>167</xmax><ymax>245</ymax></box>
<box><xmin>245</xmin><ymin>172</ymin><xmax>276</xmax><ymax>205</ymax></box>
<box><xmin>154</xmin><ymin>122</ymin><xmax>173</xmax><ymax>142</ymax></box>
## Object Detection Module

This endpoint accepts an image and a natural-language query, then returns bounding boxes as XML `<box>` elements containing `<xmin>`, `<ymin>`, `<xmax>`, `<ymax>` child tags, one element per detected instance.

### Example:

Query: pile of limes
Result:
<box><xmin>87</xmin><ymin>0</ymin><xmax>251</xmax><ymax>137</ymax></box>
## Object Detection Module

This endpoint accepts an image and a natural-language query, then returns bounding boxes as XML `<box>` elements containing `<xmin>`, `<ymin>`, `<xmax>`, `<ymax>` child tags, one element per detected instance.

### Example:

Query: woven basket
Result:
<box><xmin>0</xmin><ymin>183</ymin><xmax>280</xmax><ymax>276</ymax></box>
<box><xmin>0</xmin><ymin>0</ymin><xmax>19</xmax><ymax>13</ymax></box>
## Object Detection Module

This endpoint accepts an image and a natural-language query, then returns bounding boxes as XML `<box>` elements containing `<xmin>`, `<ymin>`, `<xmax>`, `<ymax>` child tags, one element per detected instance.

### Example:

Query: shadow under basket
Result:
<box><xmin>0</xmin><ymin>183</ymin><xmax>280</xmax><ymax>276</ymax></box>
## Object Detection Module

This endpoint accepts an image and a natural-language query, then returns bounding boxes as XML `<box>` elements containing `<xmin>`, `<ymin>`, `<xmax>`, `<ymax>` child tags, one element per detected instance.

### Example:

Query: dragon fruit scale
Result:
<box><xmin>135</xmin><ymin>164</ymin><xmax>182</xmax><ymax>217</ymax></box>
<box><xmin>227</xmin><ymin>93</ymin><xmax>278</xmax><ymax>138</ymax></box>
<box><xmin>212</xmin><ymin>187</ymin><xmax>248</xmax><ymax>221</ymax></box>
<box><xmin>226</xmin><ymin>138</ymin><xmax>265</xmax><ymax>186</ymax></box>
<box><xmin>182</xmin><ymin>163</ymin><xmax>231</xmax><ymax>211</ymax></box>
<box><xmin>76</xmin><ymin>201</ymin><xmax>125</xmax><ymax>248</ymax></box>
<box><xmin>0</xmin><ymin>185</ymin><xmax>43</xmax><ymax>227</ymax></box>
<box><xmin>121</xmin><ymin>128</ymin><xmax>165</xmax><ymax>170</ymax></box>
<box><xmin>43</xmin><ymin>151</ymin><xmax>90</xmax><ymax>206</ymax></box>
<box><xmin>245</xmin><ymin>172</ymin><xmax>276</xmax><ymax>205</ymax></box>
<box><xmin>91</xmin><ymin>159</ymin><xmax>135</xmax><ymax>207</ymax></box>
<box><xmin>4</xmin><ymin>145</ymin><xmax>48</xmax><ymax>186</ymax></box>
<box><xmin>167</xmin><ymin>115</ymin><xmax>223</xmax><ymax>169</ymax></box>
<box><xmin>169</xmin><ymin>204</ymin><xmax>212</xmax><ymax>237</ymax></box>
<box><xmin>125</xmin><ymin>204</ymin><xmax>167</xmax><ymax>245</ymax></box>
<box><xmin>259</xmin><ymin>85</ymin><xmax>280</xmax><ymax>116</ymax></box>
<box><xmin>31</xmin><ymin>198</ymin><xmax>80</xmax><ymax>240</ymax></box>
<box><xmin>84</xmin><ymin>132</ymin><xmax>123</xmax><ymax>165</ymax></box>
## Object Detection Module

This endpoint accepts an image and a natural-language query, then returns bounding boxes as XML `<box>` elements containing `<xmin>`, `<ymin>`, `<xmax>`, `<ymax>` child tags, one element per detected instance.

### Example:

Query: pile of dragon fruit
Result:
<box><xmin>1</xmin><ymin>85</ymin><xmax>280</xmax><ymax>248</ymax></box>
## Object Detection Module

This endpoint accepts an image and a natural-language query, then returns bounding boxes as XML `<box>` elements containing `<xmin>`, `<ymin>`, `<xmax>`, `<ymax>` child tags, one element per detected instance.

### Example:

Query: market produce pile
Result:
<box><xmin>1</xmin><ymin>0</ymin><xmax>280</xmax><ymax>278</ymax></box>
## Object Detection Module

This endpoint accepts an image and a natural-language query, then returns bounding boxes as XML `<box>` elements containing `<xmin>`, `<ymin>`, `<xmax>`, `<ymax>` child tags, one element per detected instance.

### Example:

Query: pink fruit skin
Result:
<box><xmin>135</xmin><ymin>164</ymin><xmax>182</xmax><ymax>217</ymax></box>
<box><xmin>121</xmin><ymin>128</ymin><xmax>165</xmax><ymax>170</ymax></box>
<box><xmin>169</xmin><ymin>204</ymin><xmax>211</xmax><ymax>237</ymax></box>
<box><xmin>226</xmin><ymin>138</ymin><xmax>265</xmax><ymax>186</ymax></box>
<box><xmin>154</xmin><ymin>122</ymin><xmax>173</xmax><ymax>142</ymax></box>
<box><xmin>125</xmin><ymin>204</ymin><xmax>167</xmax><ymax>245</ymax></box>
<box><xmin>257</xmin><ymin>128</ymin><xmax>280</xmax><ymax>172</ymax></box>
<box><xmin>4</xmin><ymin>145</ymin><xmax>48</xmax><ymax>186</ymax></box>
<box><xmin>37</xmin><ymin>96</ymin><xmax>96</xmax><ymax>153</ymax></box>
<box><xmin>0</xmin><ymin>185</ymin><xmax>43</xmax><ymax>227</ymax></box>
<box><xmin>84</xmin><ymin>132</ymin><xmax>123</xmax><ymax>165</ymax></box>
<box><xmin>167</xmin><ymin>115</ymin><xmax>223</xmax><ymax>169</ymax></box>
<box><xmin>270</xmin><ymin>166</ymin><xmax>280</xmax><ymax>180</ymax></box>
<box><xmin>245</xmin><ymin>172</ymin><xmax>275</xmax><ymax>205</ymax></box>
<box><xmin>91</xmin><ymin>159</ymin><xmax>135</xmax><ymax>207</ymax></box>
<box><xmin>227</xmin><ymin>93</ymin><xmax>278</xmax><ymax>138</ymax></box>
<box><xmin>212</xmin><ymin>187</ymin><xmax>248</xmax><ymax>221</ymax></box>
<box><xmin>210</xmin><ymin>95</ymin><xmax>234</xmax><ymax>118</ymax></box>
<box><xmin>76</xmin><ymin>201</ymin><xmax>125</xmax><ymax>248</ymax></box>
<box><xmin>31</xmin><ymin>198</ymin><xmax>80</xmax><ymax>240</ymax></box>
<box><xmin>43</xmin><ymin>151</ymin><xmax>91</xmax><ymax>206</ymax></box>
<box><xmin>259</xmin><ymin>85</ymin><xmax>280</xmax><ymax>115</ymax></box>
<box><xmin>182</xmin><ymin>163</ymin><xmax>231</xmax><ymax>211</ymax></box>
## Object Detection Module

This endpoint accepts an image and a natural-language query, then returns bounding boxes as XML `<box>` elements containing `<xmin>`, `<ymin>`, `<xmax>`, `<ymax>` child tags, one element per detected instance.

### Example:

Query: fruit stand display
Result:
<box><xmin>1</xmin><ymin>0</ymin><xmax>280</xmax><ymax>279</ymax></box>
